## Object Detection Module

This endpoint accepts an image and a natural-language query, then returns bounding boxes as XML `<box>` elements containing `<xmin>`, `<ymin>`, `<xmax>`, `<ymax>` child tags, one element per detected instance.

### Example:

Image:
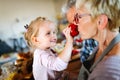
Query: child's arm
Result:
<box><xmin>33</xmin><ymin>27</ymin><xmax>73</xmax><ymax>71</ymax></box>
<box><xmin>58</xmin><ymin>27</ymin><xmax>73</xmax><ymax>63</ymax></box>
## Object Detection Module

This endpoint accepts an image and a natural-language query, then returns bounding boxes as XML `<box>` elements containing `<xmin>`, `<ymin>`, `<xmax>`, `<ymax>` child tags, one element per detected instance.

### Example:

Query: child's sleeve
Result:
<box><xmin>37</xmin><ymin>50</ymin><xmax>68</xmax><ymax>71</ymax></box>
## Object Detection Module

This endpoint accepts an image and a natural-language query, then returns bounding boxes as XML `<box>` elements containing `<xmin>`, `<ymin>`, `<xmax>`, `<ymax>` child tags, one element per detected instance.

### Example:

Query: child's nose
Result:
<box><xmin>52</xmin><ymin>34</ymin><xmax>57</xmax><ymax>38</ymax></box>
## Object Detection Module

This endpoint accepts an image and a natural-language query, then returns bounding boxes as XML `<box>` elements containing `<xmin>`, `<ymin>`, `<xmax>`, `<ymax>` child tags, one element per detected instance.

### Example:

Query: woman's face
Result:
<box><xmin>66</xmin><ymin>6</ymin><xmax>76</xmax><ymax>23</ymax></box>
<box><xmin>75</xmin><ymin>7</ymin><xmax>98</xmax><ymax>40</ymax></box>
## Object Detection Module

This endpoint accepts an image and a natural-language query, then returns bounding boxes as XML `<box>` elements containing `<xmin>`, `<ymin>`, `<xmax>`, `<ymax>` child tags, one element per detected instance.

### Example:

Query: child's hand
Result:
<box><xmin>62</xmin><ymin>27</ymin><xmax>73</xmax><ymax>43</ymax></box>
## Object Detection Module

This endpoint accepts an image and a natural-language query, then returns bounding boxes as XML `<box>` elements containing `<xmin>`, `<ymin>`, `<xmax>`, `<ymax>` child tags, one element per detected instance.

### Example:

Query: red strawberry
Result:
<box><xmin>68</xmin><ymin>23</ymin><xmax>79</xmax><ymax>37</ymax></box>
<box><xmin>75</xmin><ymin>38</ymin><xmax>83</xmax><ymax>42</ymax></box>
<box><xmin>72</xmin><ymin>49</ymin><xmax>79</xmax><ymax>55</ymax></box>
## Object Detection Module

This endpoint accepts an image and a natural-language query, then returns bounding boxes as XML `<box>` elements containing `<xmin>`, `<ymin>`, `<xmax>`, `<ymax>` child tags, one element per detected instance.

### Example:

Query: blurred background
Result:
<box><xmin>0</xmin><ymin>1</ymin><xmax>81</xmax><ymax>79</ymax></box>
<box><xmin>0</xmin><ymin>0</ymin><xmax>67</xmax><ymax>53</ymax></box>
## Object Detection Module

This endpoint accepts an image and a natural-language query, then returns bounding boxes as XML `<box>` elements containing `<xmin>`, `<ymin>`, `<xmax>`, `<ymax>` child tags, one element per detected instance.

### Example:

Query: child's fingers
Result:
<box><xmin>63</xmin><ymin>27</ymin><xmax>71</xmax><ymax>35</ymax></box>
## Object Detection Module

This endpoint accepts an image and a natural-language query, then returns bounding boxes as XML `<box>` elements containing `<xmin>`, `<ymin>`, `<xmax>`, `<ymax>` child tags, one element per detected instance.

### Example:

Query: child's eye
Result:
<box><xmin>46</xmin><ymin>32</ymin><xmax>50</xmax><ymax>35</ymax></box>
<box><xmin>53</xmin><ymin>31</ymin><xmax>56</xmax><ymax>34</ymax></box>
<box><xmin>53</xmin><ymin>30</ymin><xmax>57</xmax><ymax>34</ymax></box>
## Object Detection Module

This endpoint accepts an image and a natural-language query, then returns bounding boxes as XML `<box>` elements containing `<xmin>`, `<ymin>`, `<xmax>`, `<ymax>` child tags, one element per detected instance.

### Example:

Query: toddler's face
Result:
<box><xmin>37</xmin><ymin>21</ymin><xmax>57</xmax><ymax>50</ymax></box>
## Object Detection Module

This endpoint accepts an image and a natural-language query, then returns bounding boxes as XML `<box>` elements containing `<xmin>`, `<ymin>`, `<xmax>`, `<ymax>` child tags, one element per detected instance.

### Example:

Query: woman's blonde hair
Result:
<box><xmin>24</xmin><ymin>17</ymin><xmax>46</xmax><ymax>48</ymax></box>
<box><xmin>76</xmin><ymin>0</ymin><xmax>120</xmax><ymax>30</ymax></box>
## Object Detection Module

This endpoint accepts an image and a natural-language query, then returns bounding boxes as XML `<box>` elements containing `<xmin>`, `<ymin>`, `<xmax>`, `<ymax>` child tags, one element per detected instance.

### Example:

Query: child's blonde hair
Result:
<box><xmin>24</xmin><ymin>17</ymin><xmax>47</xmax><ymax>48</ymax></box>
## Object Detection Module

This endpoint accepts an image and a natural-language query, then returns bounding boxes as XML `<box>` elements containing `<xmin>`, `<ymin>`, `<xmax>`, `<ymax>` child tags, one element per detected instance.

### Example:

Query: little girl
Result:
<box><xmin>24</xmin><ymin>17</ymin><xmax>73</xmax><ymax>80</ymax></box>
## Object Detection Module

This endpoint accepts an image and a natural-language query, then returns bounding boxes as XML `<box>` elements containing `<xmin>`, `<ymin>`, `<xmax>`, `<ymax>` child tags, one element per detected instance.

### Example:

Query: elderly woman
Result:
<box><xmin>62</xmin><ymin>0</ymin><xmax>98</xmax><ymax>63</ymax></box>
<box><xmin>75</xmin><ymin>0</ymin><xmax>120</xmax><ymax>80</ymax></box>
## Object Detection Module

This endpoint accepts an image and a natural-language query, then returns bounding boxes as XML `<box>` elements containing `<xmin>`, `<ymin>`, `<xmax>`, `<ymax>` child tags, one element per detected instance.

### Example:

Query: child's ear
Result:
<box><xmin>31</xmin><ymin>36</ymin><xmax>40</xmax><ymax>45</ymax></box>
<box><xmin>97</xmin><ymin>14</ymin><xmax>108</xmax><ymax>30</ymax></box>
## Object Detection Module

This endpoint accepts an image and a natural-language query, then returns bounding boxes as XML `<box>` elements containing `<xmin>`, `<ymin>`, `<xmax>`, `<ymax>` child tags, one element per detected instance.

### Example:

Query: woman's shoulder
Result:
<box><xmin>88</xmin><ymin>56</ymin><xmax>120</xmax><ymax>79</ymax></box>
<box><xmin>97</xmin><ymin>55</ymin><xmax>120</xmax><ymax>69</ymax></box>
